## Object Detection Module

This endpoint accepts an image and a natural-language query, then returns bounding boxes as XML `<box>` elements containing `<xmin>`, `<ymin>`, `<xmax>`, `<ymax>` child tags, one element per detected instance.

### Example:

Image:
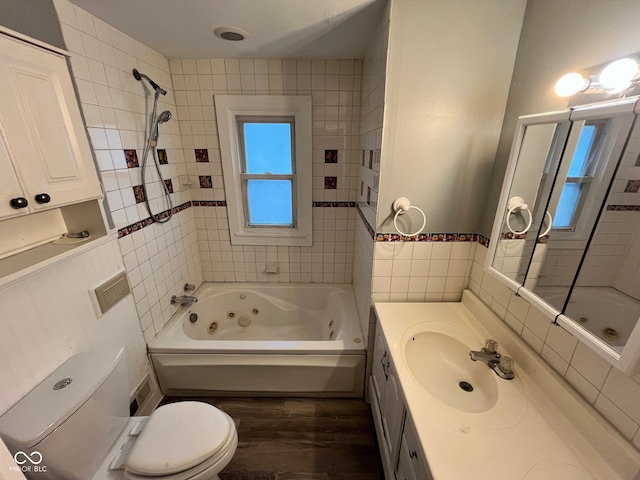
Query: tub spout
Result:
<box><xmin>171</xmin><ymin>295</ymin><xmax>198</xmax><ymax>307</ymax></box>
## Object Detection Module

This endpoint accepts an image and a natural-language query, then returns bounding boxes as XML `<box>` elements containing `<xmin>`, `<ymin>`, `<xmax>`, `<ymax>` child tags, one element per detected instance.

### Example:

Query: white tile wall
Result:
<box><xmin>371</xmin><ymin>241</ymin><xmax>475</xmax><ymax>303</ymax></box>
<box><xmin>353</xmin><ymin>7</ymin><xmax>389</xmax><ymax>340</ymax></box>
<box><xmin>54</xmin><ymin>0</ymin><xmax>203</xmax><ymax>341</ymax></box>
<box><xmin>0</xmin><ymin>238</ymin><xmax>147</xmax><ymax>415</ymax></box>
<box><xmin>194</xmin><ymin>205</ymin><xmax>355</xmax><ymax>283</ymax></box>
<box><xmin>472</xmin><ymin>243</ymin><xmax>640</xmax><ymax>451</ymax></box>
<box><xmin>170</xmin><ymin>57</ymin><xmax>361</xmax><ymax>283</ymax></box>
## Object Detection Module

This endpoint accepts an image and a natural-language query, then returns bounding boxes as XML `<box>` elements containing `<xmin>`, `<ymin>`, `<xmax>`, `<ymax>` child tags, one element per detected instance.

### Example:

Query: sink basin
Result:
<box><xmin>404</xmin><ymin>326</ymin><xmax>498</xmax><ymax>413</ymax></box>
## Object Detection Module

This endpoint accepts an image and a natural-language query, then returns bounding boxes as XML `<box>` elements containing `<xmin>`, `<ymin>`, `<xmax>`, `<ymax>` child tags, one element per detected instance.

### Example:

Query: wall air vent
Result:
<box><xmin>94</xmin><ymin>271</ymin><xmax>130</xmax><ymax>314</ymax></box>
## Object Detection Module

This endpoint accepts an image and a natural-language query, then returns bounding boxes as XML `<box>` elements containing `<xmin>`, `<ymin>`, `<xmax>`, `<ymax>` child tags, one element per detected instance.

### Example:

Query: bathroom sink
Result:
<box><xmin>403</xmin><ymin>324</ymin><xmax>498</xmax><ymax>413</ymax></box>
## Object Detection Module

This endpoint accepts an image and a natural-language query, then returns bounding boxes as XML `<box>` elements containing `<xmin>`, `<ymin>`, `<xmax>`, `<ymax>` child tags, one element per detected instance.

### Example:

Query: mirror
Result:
<box><xmin>488</xmin><ymin>112</ymin><xmax>571</xmax><ymax>289</ymax></box>
<box><xmin>488</xmin><ymin>96</ymin><xmax>640</xmax><ymax>373</ymax></box>
<box><xmin>529</xmin><ymin>103</ymin><xmax>637</xmax><ymax>311</ymax></box>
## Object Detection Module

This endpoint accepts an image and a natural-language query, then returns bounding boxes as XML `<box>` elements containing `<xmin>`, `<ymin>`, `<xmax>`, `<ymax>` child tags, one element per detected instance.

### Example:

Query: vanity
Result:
<box><xmin>370</xmin><ymin>291</ymin><xmax>640</xmax><ymax>479</ymax></box>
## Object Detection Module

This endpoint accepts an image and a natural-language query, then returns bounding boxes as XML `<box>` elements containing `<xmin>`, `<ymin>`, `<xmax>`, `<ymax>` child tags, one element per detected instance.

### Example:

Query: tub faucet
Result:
<box><xmin>171</xmin><ymin>295</ymin><xmax>198</xmax><ymax>307</ymax></box>
<box><xmin>469</xmin><ymin>339</ymin><xmax>514</xmax><ymax>380</ymax></box>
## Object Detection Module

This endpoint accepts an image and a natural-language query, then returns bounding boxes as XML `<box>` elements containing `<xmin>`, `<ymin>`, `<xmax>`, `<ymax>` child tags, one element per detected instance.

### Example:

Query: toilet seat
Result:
<box><xmin>123</xmin><ymin>402</ymin><xmax>237</xmax><ymax>480</ymax></box>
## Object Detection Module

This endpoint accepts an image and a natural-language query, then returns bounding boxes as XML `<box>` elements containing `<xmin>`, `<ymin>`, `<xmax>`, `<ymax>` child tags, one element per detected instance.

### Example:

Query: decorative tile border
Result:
<box><xmin>313</xmin><ymin>201</ymin><xmax>356</xmax><ymax>207</ymax></box>
<box><xmin>192</xmin><ymin>200</ymin><xmax>227</xmax><ymax>207</ymax></box>
<box><xmin>356</xmin><ymin>203</ymin><xmax>375</xmax><ymax>239</ymax></box>
<box><xmin>478</xmin><ymin>235</ymin><xmax>490</xmax><ymax>248</ymax></box>
<box><xmin>606</xmin><ymin>204</ymin><xmax>640</xmax><ymax>211</ymax></box>
<box><xmin>375</xmin><ymin>233</ymin><xmax>478</xmax><ymax>242</ymax></box>
<box><xmin>117</xmin><ymin>201</ymin><xmax>192</xmax><ymax>238</ymax></box>
<box><xmin>500</xmin><ymin>232</ymin><xmax>526</xmax><ymax>240</ymax></box>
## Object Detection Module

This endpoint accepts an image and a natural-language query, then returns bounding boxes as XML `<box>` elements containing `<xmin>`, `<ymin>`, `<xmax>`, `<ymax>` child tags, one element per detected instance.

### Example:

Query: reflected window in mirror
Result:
<box><xmin>553</xmin><ymin>120</ymin><xmax>608</xmax><ymax>234</ymax></box>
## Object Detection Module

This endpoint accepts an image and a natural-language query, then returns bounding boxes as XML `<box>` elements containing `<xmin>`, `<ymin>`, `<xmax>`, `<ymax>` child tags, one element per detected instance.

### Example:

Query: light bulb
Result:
<box><xmin>599</xmin><ymin>58</ymin><xmax>638</xmax><ymax>91</ymax></box>
<box><xmin>554</xmin><ymin>72</ymin><xmax>590</xmax><ymax>97</ymax></box>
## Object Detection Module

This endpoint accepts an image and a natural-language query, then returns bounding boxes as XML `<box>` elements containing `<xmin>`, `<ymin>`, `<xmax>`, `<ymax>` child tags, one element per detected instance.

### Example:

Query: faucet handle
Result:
<box><xmin>484</xmin><ymin>339</ymin><xmax>499</xmax><ymax>354</ymax></box>
<box><xmin>499</xmin><ymin>356</ymin><xmax>514</xmax><ymax>374</ymax></box>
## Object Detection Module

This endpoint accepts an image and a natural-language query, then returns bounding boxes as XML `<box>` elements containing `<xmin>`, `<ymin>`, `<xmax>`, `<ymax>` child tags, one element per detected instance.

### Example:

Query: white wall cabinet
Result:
<box><xmin>0</xmin><ymin>31</ymin><xmax>101</xmax><ymax>220</ymax></box>
<box><xmin>370</xmin><ymin>319</ymin><xmax>431</xmax><ymax>480</ymax></box>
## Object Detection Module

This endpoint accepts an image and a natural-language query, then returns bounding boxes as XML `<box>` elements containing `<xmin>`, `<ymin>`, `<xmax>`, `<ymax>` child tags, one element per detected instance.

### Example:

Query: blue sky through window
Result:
<box><xmin>553</xmin><ymin>125</ymin><xmax>597</xmax><ymax>229</ymax></box>
<box><xmin>247</xmin><ymin>180</ymin><xmax>293</xmax><ymax>225</ymax></box>
<box><xmin>243</xmin><ymin>123</ymin><xmax>292</xmax><ymax>174</ymax></box>
<box><xmin>242</xmin><ymin>121</ymin><xmax>295</xmax><ymax>226</ymax></box>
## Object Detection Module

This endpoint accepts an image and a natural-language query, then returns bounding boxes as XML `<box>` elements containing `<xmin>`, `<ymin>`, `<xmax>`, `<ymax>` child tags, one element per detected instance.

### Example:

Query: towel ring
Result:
<box><xmin>539</xmin><ymin>210</ymin><xmax>553</xmax><ymax>237</ymax></box>
<box><xmin>393</xmin><ymin>197</ymin><xmax>427</xmax><ymax>237</ymax></box>
<box><xmin>505</xmin><ymin>196</ymin><xmax>532</xmax><ymax>235</ymax></box>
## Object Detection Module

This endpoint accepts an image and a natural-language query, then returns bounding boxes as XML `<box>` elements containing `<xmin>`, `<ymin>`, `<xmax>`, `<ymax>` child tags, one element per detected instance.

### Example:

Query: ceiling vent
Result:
<box><xmin>213</xmin><ymin>26</ymin><xmax>249</xmax><ymax>42</ymax></box>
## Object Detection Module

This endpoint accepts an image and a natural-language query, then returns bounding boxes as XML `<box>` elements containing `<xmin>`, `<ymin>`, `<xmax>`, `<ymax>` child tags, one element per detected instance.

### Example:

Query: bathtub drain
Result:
<box><xmin>208</xmin><ymin>322</ymin><xmax>218</xmax><ymax>335</ymax></box>
<box><xmin>602</xmin><ymin>327</ymin><xmax>619</xmax><ymax>341</ymax></box>
<box><xmin>238</xmin><ymin>316</ymin><xmax>251</xmax><ymax>327</ymax></box>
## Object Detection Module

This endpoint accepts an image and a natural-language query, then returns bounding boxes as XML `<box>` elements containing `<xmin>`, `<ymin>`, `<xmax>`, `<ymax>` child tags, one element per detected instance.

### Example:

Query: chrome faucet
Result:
<box><xmin>469</xmin><ymin>339</ymin><xmax>514</xmax><ymax>380</ymax></box>
<box><xmin>170</xmin><ymin>295</ymin><xmax>198</xmax><ymax>307</ymax></box>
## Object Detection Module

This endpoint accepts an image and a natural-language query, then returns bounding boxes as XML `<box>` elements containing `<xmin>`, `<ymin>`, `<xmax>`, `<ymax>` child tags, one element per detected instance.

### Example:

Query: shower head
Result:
<box><xmin>151</xmin><ymin>110</ymin><xmax>172</xmax><ymax>142</ymax></box>
<box><xmin>157</xmin><ymin>110</ymin><xmax>172</xmax><ymax>123</ymax></box>
<box><xmin>133</xmin><ymin>68</ymin><xmax>167</xmax><ymax>95</ymax></box>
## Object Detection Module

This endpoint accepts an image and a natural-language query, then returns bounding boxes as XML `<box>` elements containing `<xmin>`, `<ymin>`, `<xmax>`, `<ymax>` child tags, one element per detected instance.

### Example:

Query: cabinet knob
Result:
<box><xmin>10</xmin><ymin>197</ymin><xmax>28</xmax><ymax>209</ymax></box>
<box><xmin>34</xmin><ymin>193</ymin><xmax>51</xmax><ymax>204</ymax></box>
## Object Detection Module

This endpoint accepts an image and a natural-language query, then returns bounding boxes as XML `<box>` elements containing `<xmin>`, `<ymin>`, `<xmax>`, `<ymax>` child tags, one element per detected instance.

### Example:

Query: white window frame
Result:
<box><xmin>548</xmin><ymin>101</ymin><xmax>636</xmax><ymax>248</ymax></box>
<box><xmin>215</xmin><ymin>95</ymin><xmax>312</xmax><ymax>246</ymax></box>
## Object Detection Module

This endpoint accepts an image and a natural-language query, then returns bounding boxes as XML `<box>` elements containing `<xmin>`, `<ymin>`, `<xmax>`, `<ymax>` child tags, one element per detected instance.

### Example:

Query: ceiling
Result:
<box><xmin>67</xmin><ymin>0</ymin><xmax>387</xmax><ymax>59</ymax></box>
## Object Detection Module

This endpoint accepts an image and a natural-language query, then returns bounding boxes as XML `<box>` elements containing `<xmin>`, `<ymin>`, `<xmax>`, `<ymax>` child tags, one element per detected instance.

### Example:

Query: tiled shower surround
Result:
<box><xmin>54</xmin><ymin>0</ymin><xmax>203</xmax><ymax>342</ymax></box>
<box><xmin>169</xmin><ymin>57</ymin><xmax>362</xmax><ymax>283</ymax></box>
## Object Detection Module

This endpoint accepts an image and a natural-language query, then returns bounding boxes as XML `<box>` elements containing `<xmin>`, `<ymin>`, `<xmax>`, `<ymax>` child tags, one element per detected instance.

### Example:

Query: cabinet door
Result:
<box><xmin>371</xmin><ymin>330</ymin><xmax>388</xmax><ymax>407</ymax></box>
<box><xmin>371</xmin><ymin>327</ymin><xmax>406</xmax><ymax>473</ymax></box>
<box><xmin>381</xmin><ymin>367</ymin><xmax>404</xmax><ymax>461</ymax></box>
<box><xmin>0</xmin><ymin>127</ymin><xmax>27</xmax><ymax>219</ymax></box>
<box><xmin>402</xmin><ymin>416</ymin><xmax>432</xmax><ymax>480</ymax></box>
<box><xmin>0</xmin><ymin>33</ymin><xmax>101</xmax><ymax>215</ymax></box>
<box><xmin>396</xmin><ymin>436</ymin><xmax>417</xmax><ymax>480</ymax></box>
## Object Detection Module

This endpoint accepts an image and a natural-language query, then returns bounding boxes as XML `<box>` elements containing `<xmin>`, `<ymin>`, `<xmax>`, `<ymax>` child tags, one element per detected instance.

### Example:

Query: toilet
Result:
<box><xmin>0</xmin><ymin>348</ymin><xmax>237</xmax><ymax>480</ymax></box>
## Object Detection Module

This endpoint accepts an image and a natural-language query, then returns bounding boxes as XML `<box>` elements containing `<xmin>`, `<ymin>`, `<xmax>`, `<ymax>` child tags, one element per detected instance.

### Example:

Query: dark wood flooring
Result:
<box><xmin>160</xmin><ymin>397</ymin><xmax>384</xmax><ymax>480</ymax></box>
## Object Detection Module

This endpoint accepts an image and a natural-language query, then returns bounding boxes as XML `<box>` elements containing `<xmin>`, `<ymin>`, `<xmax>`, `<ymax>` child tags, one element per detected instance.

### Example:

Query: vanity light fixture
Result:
<box><xmin>554</xmin><ymin>57</ymin><xmax>640</xmax><ymax>97</ymax></box>
<box><xmin>599</xmin><ymin>58</ymin><xmax>638</xmax><ymax>92</ymax></box>
<box><xmin>554</xmin><ymin>72</ymin><xmax>591</xmax><ymax>97</ymax></box>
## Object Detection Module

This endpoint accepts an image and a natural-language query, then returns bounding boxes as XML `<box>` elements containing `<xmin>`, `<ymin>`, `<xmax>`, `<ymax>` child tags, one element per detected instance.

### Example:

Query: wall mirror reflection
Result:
<box><xmin>530</xmin><ymin>101</ymin><xmax>637</xmax><ymax>311</ymax></box>
<box><xmin>488</xmin><ymin>95</ymin><xmax>640</xmax><ymax>373</ymax></box>
<box><xmin>489</xmin><ymin>113</ymin><xmax>571</xmax><ymax>289</ymax></box>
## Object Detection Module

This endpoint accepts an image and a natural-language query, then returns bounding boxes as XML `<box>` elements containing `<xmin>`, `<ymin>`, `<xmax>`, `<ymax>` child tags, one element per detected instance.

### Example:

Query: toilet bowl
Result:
<box><xmin>0</xmin><ymin>348</ymin><xmax>237</xmax><ymax>480</ymax></box>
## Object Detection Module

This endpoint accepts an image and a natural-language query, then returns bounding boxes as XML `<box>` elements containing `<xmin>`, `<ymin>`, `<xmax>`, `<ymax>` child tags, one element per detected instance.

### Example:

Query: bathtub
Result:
<box><xmin>149</xmin><ymin>283</ymin><xmax>366</xmax><ymax>397</ymax></box>
<box><xmin>537</xmin><ymin>286</ymin><xmax>640</xmax><ymax>348</ymax></box>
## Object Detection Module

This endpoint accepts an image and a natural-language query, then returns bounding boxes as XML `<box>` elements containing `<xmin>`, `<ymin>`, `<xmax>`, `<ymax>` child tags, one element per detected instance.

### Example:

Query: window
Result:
<box><xmin>215</xmin><ymin>95</ymin><xmax>312</xmax><ymax>246</ymax></box>
<box><xmin>552</xmin><ymin>121</ymin><xmax>604</xmax><ymax>230</ymax></box>
<box><xmin>549</xmin><ymin>109</ymin><xmax>635</xmax><ymax>244</ymax></box>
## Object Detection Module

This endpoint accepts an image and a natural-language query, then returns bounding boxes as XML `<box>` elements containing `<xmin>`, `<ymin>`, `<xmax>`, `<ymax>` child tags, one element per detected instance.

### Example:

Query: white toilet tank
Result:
<box><xmin>0</xmin><ymin>348</ymin><xmax>130</xmax><ymax>480</ymax></box>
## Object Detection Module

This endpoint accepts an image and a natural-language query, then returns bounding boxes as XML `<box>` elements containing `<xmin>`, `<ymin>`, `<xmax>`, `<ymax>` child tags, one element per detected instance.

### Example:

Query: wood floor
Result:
<box><xmin>160</xmin><ymin>397</ymin><xmax>384</xmax><ymax>480</ymax></box>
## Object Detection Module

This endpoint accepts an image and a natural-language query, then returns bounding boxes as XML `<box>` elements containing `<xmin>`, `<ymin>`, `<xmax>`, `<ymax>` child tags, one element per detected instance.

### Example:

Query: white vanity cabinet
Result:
<box><xmin>0</xmin><ymin>31</ymin><xmax>101</xmax><ymax>220</ymax></box>
<box><xmin>370</xmin><ymin>324</ymin><xmax>406</xmax><ymax>478</ymax></box>
<box><xmin>395</xmin><ymin>415</ymin><xmax>431</xmax><ymax>480</ymax></box>
<box><xmin>371</xmin><ymin>321</ymin><xmax>431</xmax><ymax>480</ymax></box>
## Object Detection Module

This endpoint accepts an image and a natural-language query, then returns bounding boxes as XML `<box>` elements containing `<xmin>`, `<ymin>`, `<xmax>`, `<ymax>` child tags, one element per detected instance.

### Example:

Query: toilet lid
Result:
<box><xmin>125</xmin><ymin>402</ymin><xmax>233</xmax><ymax>476</ymax></box>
